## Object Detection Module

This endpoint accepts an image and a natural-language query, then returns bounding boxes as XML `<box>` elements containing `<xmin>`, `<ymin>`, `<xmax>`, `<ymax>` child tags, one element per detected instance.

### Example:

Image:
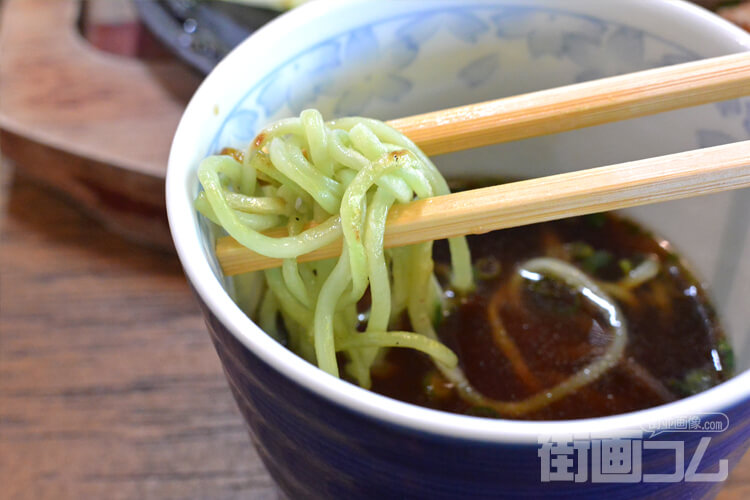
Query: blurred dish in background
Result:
<box><xmin>718</xmin><ymin>1</ymin><xmax>750</xmax><ymax>30</ymax></box>
<box><xmin>133</xmin><ymin>0</ymin><xmax>280</xmax><ymax>74</ymax></box>
<box><xmin>134</xmin><ymin>0</ymin><xmax>750</xmax><ymax>75</ymax></box>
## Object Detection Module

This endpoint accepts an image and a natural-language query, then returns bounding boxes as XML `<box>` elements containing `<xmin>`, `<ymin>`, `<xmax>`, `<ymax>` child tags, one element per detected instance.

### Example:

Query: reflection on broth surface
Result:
<box><xmin>369</xmin><ymin>181</ymin><xmax>731</xmax><ymax>420</ymax></box>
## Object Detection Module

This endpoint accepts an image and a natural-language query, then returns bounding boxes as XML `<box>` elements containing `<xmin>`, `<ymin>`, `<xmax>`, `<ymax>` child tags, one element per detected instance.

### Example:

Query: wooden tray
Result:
<box><xmin>0</xmin><ymin>0</ymin><xmax>202</xmax><ymax>248</ymax></box>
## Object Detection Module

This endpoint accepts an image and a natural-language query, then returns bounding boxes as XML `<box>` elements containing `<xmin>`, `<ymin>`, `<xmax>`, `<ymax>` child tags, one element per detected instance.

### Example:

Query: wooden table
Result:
<box><xmin>0</xmin><ymin>162</ymin><xmax>278</xmax><ymax>499</ymax></box>
<box><xmin>1</xmin><ymin>161</ymin><xmax>750</xmax><ymax>499</ymax></box>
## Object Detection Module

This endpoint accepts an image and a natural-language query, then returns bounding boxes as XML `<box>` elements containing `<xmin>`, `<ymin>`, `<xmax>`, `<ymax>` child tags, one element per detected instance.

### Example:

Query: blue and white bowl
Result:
<box><xmin>167</xmin><ymin>1</ymin><xmax>750</xmax><ymax>497</ymax></box>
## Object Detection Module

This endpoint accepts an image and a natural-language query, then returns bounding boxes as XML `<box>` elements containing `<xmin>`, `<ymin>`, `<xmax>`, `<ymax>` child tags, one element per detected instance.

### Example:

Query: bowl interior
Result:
<box><xmin>168</xmin><ymin>0</ymin><xmax>750</xmax><ymax>434</ymax></box>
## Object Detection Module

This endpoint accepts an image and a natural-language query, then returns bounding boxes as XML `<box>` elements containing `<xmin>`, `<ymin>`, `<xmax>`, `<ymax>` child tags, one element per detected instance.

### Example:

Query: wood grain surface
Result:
<box><xmin>0</xmin><ymin>0</ymin><xmax>201</xmax><ymax>249</ymax></box>
<box><xmin>1</xmin><ymin>159</ymin><xmax>750</xmax><ymax>499</ymax></box>
<box><xmin>0</xmin><ymin>161</ymin><xmax>278</xmax><ymax>500</ymax></box>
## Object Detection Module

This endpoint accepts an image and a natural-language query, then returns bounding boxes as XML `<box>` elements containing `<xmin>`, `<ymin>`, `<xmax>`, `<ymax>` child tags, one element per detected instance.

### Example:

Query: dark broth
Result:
<box><xmin>368</xmin><ymin>180</ymin><xmax>733</xmax><ymax>420</ymax></box>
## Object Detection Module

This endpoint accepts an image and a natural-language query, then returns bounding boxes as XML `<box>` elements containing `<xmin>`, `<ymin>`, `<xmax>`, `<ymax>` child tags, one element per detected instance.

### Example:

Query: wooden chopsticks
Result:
<box><xmin>217</xmin><ymin>140</ymin><xmax>750</xmax><ymax>276</ymax></box>
<box><xmin>215</xmin><ymin>52</ymin><xmax>750</xmax><ymax>275</ymax></box>
<box><xmin>389</xmin><ymin>51</ymin><xmax>750</xmax><ymax>156</ymax></box>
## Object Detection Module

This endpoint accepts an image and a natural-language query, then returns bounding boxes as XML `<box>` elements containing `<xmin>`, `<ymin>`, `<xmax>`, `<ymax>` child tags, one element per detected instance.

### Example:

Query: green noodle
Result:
<box><xmin>336</xmin><ymin>331</ymin><xmax>458</xmax><ymax>367</ymax></box>
<box><xmin>195</xmin><ymin>192</ymin><xmax>283</xmax><ymax>231</ymax></box>
<box><xmin>197</xmin><ymin>110</ymin><xmax>473</xmax><ymax>389</ymax></box>
<box><xmin>196</xmin><ymin>109</ymin><xmax>631</xmax><ymax>417</ymax></box>
<box><xmin>258</xmin><ymin>286</ymin><xmax>280</xmax><ymax>340</ymax></box>
<box><xmin>223</xmin><ymin>192</ymin><xmax>287</xmax><ymax>215</ymax></box>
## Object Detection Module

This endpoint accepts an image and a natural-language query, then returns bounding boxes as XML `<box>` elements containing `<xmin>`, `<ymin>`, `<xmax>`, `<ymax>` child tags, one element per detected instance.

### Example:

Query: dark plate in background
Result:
<box><xmin>133</xmin><ymin>0</ymin><xmax>279</xmax><ymax>74</ymax></box>
<box><xmin>133</xmin><ymin>0</ymin><xmax>738</xmax><ymax>75</ymax></box>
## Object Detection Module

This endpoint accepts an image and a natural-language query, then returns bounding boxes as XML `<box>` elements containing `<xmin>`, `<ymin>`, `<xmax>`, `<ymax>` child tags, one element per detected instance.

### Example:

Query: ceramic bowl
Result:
<box><xmin>167</xmin><ymin>1</ymin><xmax>750</xmax><ymax>497</ymax></box>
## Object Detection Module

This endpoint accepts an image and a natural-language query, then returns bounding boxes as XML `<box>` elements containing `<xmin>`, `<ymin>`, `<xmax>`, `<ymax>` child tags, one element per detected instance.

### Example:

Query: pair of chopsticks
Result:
<box><xmin>217</xmin><ymin>51</ymin><xmax>750</xmax><ymax>276</ymax></box>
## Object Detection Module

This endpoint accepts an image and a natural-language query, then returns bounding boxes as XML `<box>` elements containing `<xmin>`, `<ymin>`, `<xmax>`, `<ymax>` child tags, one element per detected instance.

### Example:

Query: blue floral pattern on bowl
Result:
<box><xmin>210</xmin><ymin>5</ymin><xmax>750</xmax><ymax>156</ymax></box>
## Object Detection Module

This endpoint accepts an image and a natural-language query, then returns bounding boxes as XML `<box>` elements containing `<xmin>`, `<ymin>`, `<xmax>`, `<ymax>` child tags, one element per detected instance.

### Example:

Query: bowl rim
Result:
<box><xmin>167</xmin><ymin>0</ymin><xmax>750</xmax><ymax>444</ymax></box>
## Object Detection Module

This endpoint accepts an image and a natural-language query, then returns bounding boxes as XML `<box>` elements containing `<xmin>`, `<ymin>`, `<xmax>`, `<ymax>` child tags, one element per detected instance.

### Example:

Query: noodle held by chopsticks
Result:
<box><xmin>197</xmin><ymin>110</ymin><xmax>633</xmax><ymax>416</ymax></box>
<box><xmin>196</xmin><ymin>110</ymin><xmax>472</xmax><ymax>387</ymax></box>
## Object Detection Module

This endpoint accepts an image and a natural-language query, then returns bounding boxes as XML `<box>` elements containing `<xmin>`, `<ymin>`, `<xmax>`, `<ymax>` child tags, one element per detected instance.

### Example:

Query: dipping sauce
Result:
<box><xmin>368</xmin><ymin>181</ymin><xmax>732</xmax><ymax>420</ymax></box>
